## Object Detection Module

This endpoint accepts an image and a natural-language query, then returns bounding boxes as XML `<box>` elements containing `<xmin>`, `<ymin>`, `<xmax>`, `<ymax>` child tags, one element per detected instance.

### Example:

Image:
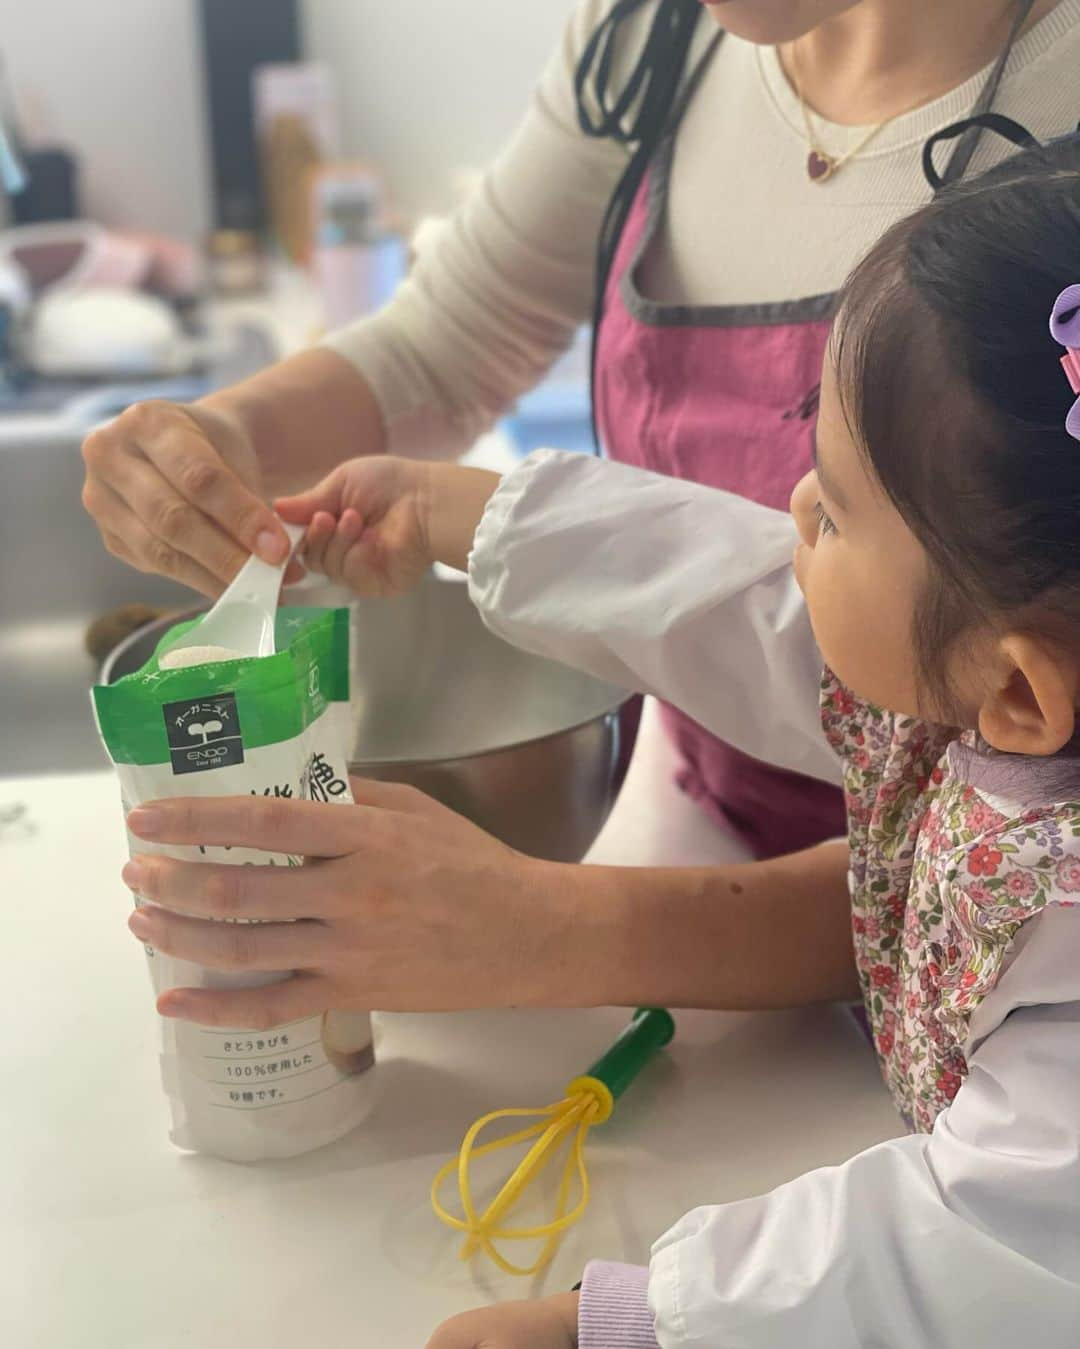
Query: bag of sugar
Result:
<box><xmin>93</xmin><ymin>606</ymin><xmax>375</xmax><ymax>1162</ymax></box>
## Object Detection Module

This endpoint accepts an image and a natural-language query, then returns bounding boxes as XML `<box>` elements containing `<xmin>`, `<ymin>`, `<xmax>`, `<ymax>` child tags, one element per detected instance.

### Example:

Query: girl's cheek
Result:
<box><xmin>799</xmin><ymin>556</ymin><xmax>839</xmax><ymax>667</ymax></box>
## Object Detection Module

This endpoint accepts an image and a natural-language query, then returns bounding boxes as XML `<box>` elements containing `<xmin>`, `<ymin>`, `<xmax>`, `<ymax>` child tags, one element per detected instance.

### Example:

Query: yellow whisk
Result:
<box><xmin>432</xmin><ymin>1009</ymin><xmax>676</xmax><ymax>1276</ymax></box>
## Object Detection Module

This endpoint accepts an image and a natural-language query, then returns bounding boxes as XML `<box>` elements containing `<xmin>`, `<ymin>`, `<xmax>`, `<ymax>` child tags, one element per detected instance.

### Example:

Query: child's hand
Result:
<box><xmin>275</xmin><ymin>457</ymin><xmax>433</xmax><ymax>598</ymax></box>
<box><xmin>426</xmin><ymin>1293</ymin><xmax>579</xmax><ymax>1349</ymax></box>
<box><xmin>275</xmin><ymin>457</ymin><xmax>499</xmax><ymax>597</ymax></box>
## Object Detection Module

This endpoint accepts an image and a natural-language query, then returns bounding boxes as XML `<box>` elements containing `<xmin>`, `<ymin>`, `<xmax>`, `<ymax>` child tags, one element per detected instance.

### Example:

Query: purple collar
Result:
<box><xmin>947</xmin><ymin>735</ymin><xmax>1080</xmax><ymax>806</ymax></box>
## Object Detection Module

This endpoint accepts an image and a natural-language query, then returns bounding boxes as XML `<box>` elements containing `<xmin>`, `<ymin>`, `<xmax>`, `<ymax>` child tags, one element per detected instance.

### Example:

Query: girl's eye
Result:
<box><xmin>814</xmin><ymin>502</ymin><xmax>838</xmax><ymax>537</ymax></box>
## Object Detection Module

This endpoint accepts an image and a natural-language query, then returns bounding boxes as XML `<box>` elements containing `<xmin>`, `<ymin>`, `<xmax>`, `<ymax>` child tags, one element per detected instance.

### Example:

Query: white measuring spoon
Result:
<box><xmin>159</xmin><ymin>522</ymin><xmax>305</xmax><ymax>667</ymax></box>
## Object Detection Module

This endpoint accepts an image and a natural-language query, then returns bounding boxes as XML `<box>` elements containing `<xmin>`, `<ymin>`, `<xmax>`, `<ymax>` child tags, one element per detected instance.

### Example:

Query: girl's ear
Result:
<box><xmin>978</xmin><ymin>634</ymin><xmax>1078</xmax><ymax>756</ymax></box>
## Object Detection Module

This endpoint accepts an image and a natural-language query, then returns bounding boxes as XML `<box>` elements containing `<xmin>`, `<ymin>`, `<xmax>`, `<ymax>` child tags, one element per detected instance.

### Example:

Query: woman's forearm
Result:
<box><xmin>550</xmin><ymin>840</ymin><xmax>856</xmax><ymax>1010</ymax></box>
<box><xmin>202</xmin><ymin>347</ymin><xmax>388</xmax><ymax>498</ymax></box>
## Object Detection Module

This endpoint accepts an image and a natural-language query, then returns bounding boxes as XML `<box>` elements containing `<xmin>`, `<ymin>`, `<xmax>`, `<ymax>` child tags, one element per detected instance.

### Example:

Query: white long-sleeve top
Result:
<box><xmin>468</xmin><ymin>451</ymin><xmax>1080</xmax><ymax>1347</ymax></box>
<box><xmin>324</xmin><ymin>0</ymin><xmax>1080</xmax><ymax>458</ymax></box>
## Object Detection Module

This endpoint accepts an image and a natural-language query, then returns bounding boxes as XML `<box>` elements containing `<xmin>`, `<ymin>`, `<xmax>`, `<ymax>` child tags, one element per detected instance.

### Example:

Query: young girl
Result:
<box><xmin>86</xmin><ymin>0</ymin><xmax>1080</xmax><ymax>879</ymax></box>
<box><xmin>274</xmin><ymin>131</ymin><xmax>1080</xmax><ymax>1344</ymax></box>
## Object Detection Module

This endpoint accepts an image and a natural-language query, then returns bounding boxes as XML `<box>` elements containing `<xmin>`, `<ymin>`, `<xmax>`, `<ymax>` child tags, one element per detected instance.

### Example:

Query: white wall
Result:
<box><xmin>302</xmin><ymin>0</ymin><xmax>579</xmax><ymax>217</ymax></box>
<box><xmin>0</xmin><ymin>0</ymin><xmax>578</xmax><ymax>243</ymax></box>
<box><xmin>0</xmin><ymin>0</ymin><xmax>209</xmax><ymax>241</ymax></box>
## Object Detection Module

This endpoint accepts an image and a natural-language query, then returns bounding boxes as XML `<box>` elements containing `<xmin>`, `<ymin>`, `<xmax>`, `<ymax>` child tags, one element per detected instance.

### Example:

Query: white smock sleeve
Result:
<box><xmin>467</xmin><ymin>449</ymin><xmax>839</xmax><ymax>786</ymax></box>
<box><xmin>647</xmin><ymin>905</ymin><xmax>1080</xmax><ymax>1347</ymax></box>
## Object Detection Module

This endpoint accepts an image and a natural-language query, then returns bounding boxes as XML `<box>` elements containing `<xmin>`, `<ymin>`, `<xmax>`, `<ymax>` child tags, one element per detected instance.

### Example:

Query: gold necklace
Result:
<box><xmin>788</xmin><ymin>43</ymin><xmax>898</xmax><ymax>184</ymax></box>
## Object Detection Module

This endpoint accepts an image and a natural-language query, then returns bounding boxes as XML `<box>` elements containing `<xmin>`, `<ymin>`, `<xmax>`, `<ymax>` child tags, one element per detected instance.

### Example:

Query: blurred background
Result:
<box><xmin>0</xmin><ymin>0</ymin><xmax>595</xmax><ymax>783</ymax></box>
<box><xmin>0</xmin><ymin>0</ymin><xmax>598</xmax><ymax>787</ymax></box>
<box><xmin>0</xmin><ymin>0</ymin><xmax>578</xmax><ymax>242</ymax></box>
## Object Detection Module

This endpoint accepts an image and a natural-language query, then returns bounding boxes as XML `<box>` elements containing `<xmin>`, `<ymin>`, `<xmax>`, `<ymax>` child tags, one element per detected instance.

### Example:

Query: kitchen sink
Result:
<box><xmin>0</xmin><ymin>322</ymin><xmax>276</xmax><ymax>777</ymax></box>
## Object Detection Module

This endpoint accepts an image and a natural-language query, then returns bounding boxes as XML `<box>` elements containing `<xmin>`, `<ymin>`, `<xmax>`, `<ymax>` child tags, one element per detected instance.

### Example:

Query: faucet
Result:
<box><xmin>0</xmin><ymin>116</ymin><xmax>25</xmax><ymax>198</ymax></box>
<box><xmin>0</xmin><ymin>97</ymin><xmax>27</xmax><ymax>387</ymax></box>
<box><xmin>0</xmin><ymin>56</ymin><xmax>26</xmax><ymax>201</ymax></box>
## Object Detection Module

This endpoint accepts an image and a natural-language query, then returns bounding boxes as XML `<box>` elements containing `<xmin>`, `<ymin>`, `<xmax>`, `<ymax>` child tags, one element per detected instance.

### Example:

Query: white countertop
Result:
<box><xmin>2</xmin><ymin>771</ymin><xmax>902</xmax><ymax>1349</ymax></box>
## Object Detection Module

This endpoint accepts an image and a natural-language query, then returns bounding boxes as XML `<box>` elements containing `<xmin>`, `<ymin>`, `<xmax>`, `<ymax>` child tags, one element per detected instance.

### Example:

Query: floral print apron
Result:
<box><xmin>822</xmin><ymin>675</ymin><xmax>1080</xmax><ymax>1131</ymax></box>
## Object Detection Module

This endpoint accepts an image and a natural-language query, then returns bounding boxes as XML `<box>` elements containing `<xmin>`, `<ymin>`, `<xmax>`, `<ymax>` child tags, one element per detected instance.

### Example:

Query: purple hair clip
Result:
<box><xmin>1050</xmin><ymin>284</ymin><xmax>1080</xmax><ymax>441</ymax></box>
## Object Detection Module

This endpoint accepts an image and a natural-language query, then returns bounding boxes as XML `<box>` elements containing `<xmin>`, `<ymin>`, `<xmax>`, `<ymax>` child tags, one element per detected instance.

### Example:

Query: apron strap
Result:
<box><xmin>576</xmin><ymin>0</ymin><xmax>710</xmax><ymax>452</ymax></box>
<box><xmin>936</xmin><ymin>0</ymin><xmax>1039</xmax><ymax>187</ymax></box>
<box><xmin>576</xmin><ymin>0</ymin><xmax>701</xmax><ymax>146</ymax></box>
<box><xmin>924</xmin><ymin>111</ymin><xmax>1041</xmax><ymax>192</ymax></box>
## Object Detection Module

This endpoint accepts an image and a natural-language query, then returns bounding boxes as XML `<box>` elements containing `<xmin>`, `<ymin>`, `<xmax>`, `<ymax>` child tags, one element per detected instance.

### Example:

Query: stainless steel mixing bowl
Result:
<box><xmin>100</xmin><ymin>574</ymin><xmax>629</xmax><ymax>863</ymax></box>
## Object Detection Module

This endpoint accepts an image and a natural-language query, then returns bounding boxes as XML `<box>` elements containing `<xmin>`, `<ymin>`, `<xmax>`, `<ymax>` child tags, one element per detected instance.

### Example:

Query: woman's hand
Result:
<box><xmin>426</xmin><ymin>1294</ymin><xmax>579</xmax><ymax>1349</ymax></box>
<box><xmin>81</xmin><ymin>348</ymin><xmax>394</xmax><ymax>597</ymax></box>
<box><xmin>275</xmin><ymin>458</ymin><xmax>499</xmax><ymax>595</ymax></box>
<box><xmin>81</xmin><ymin>399</ymin><xmax>292</xmax><ymax>598</ymax></box>
<box><xmin>121</xmin><ymin>789</ymin><xmax>857</xmax><ymax>1023</ymax></box>
<box><xmin>121</xmin><ymin>781</ymin><xmax>594</xmax><ymax>1027</ymax></box>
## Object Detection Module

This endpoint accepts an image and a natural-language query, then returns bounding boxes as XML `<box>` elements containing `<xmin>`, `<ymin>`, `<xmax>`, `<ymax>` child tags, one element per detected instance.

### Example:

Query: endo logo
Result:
<box><xmin>163</xmin><ymin>693</ymin><xmax>244</xmax><ymax>775</ymax></box>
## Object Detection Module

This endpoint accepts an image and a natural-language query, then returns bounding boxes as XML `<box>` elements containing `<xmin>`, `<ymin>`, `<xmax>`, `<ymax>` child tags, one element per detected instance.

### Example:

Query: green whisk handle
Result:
<box><xmin>584</xmin><ymin>1008</ymin><xmax>675</xmax><ymax>1102</ymax></box>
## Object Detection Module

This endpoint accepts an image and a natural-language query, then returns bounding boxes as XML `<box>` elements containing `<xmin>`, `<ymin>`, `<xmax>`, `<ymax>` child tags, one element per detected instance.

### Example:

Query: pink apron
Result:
<box><xmin>594</xmin><ymin>71</ymin><xmax>843</xmax><ymax>860</ymax></box>
<box><xmin>589</xmin><ymin>12</ymin><xmax>1031</xmax><ymax>861</ymax></box>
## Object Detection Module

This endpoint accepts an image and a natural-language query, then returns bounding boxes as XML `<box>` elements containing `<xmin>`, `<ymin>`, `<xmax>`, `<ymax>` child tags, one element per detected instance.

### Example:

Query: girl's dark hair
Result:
<box><xmin>834</xmin><ymin>133</ymin><xmax>1080</xmax><ymax>714</ymax></box>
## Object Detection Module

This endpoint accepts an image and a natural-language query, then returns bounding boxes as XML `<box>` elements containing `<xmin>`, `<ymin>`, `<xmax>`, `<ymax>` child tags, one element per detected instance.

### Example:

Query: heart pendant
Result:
<box><xmin>807</xmin><ymin>150</ymin><xmax>834</xmax><ymax>183</ymax></box>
